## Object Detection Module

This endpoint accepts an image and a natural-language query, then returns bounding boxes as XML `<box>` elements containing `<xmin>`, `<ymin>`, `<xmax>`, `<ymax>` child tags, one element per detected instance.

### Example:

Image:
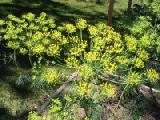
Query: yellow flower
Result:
<box><xmin>70</xmin><ymin>41</ymin><xmax>87</xmax><ymax>56</ymax></box>
<box><xmin>77</xmin><ymin>64</ymin><xmax>94</xmax><ymax>80</ymax></box>
<box><xmin>7</xmin><ymin>41</ymin><xmax>20</xmax><ymax>49</ymax></box>
<box><xmin>46</xmin><ymin>44</ymin><xmax>60</xmax><ymax>56</ymax></box>
<box><xmin>140</xmin><ymin>35</ymin><xmax>151</xmax><ymax>48</ymax></box>
<box><xmin>42</xmin><ymin>39</ymin><xmax>49</xmax><ymax>45</ymax></box>
<box><xmin>116</xmin><ymin>56</ymin><xmax>129</xmax><ymax>65</ymax></box>
<box><xmin>64</xmin><ymin>95</ymin><xmax>72</xmax><ymax>103</ymax></box>
<box><xmin>19</xmin><ymin>48</ymin><xmax>28</xmax><ymax>55</ymax></box>
<box><xmin>41</xmin><ymin>68</ymin><xmax>60</xmax><ymax>84</ymax></box>
<box><xmin>69</xmin><ymin>36</ymin><xmax>80</xmax><ymax>43</ymax></box>
<box><xmin>49</xmin><ymin>98</ymin><xmax>62</xmax><ymax>113</ymax></box>
<box><xmin>134</xmin><ymin>58</ymin><xmax>144</xmax><ymax>68</ymax></box>
<box><xmin>0</xmin><ymin>20</ymin><xmax>5</xmax><ymax>25</ymax></box>
<box><xmin>22</xmin><ymin>12</ymin><xmax>35</xmax><ymax>21</ymax></box>
<box><xmin>32</xmin><ymin>31</ymin><xmax>43</xmax><ymax>41</ymax></box>
<box><xmin>112</xmin><ymin>42</ymin><xmax>123</xmax><ymax>53</ymax></box>
<box><xmin>76</xmin><ymin>81</ymin><xmax>91</xmax><ymax>97</ymax></box>
<box><xmin>146</xmin><ymin>69</ymin><xmax>159</xmax><ymax>82</ymax></box>
<box><xmin>88</xmin><ymin>25</ymin><xmax>98</xmax><ymax>36</ymax></box>
<box><xmin>125</xmin><ymin>35</ymin><xmax>137</xmax><ymax>52</ymax></box>
<box><xmin>65</xmin><ymin>56</ymin><xmax>79</xmax><ymax>68</ymax></box>
<box><xmin>128</xmin><ymin>72</ymin><xmax>141</xmax><ymax>85</ymax></box>
<box><xmin>84</xmin><ymin>52</ymin><xmax>98</xmax><ymax>62</ymax></box>
<box><xmin>32</xmin><ymin>44</ymin><xmax>45</xmax><ymax>54</ymax></box>
<box><xmin>51</xmin><ymin>30</ymin><xmax>61</xmax><ymax>39</ymax></box>
<box><xmin>99</xmin><ymin>83</ymin><xmax>116</xmax><ymax>98</ymax></box>
<box><xmin>76</xmin><ymin>18</ymin><xmax>87</xmax><ymax>29</ymax></box>
<box><xmin>61</xmin><ymin>36</ymin><xmax>68</xmax><ymax>44</ymax></box>
<box><xmin>26</xmin><ymin>41</ymin><xmax>32</xmax><ymax>47</ymax></box>
<box><xmin>136</xmin><ymin>49</ymin><xmax>149</xmax><ymax>60</ymax></box>
<box><xmin>64</xmin><ymin>24</ymin><xmax>76</xmax><ymax>33</ymax></box>
<box><xmin>103</xmin><ymin>62</ymin><xmax>117</xmax><ymax>73</ymax></box>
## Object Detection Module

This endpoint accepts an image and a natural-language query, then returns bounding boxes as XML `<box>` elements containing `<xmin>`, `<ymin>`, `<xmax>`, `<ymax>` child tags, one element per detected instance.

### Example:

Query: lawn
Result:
<box><xmin>0</xmin><ymin>0</ymin><xmax>147</xmax><ymax>24</ymax></box>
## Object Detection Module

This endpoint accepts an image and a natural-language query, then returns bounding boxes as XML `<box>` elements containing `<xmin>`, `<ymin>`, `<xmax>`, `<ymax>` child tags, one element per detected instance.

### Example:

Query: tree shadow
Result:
<box><xmin>0</xmin><ymin>107</ymin><xmax>29</xmax><ymax>120</ymax></box>
<box><xmin>0</xmin><ymin>0</ymin><xmax>109</xmax><ymax>24</ymax></box>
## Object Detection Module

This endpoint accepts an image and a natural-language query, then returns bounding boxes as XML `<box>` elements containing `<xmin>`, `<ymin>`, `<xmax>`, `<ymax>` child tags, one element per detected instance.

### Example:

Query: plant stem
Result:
<box><xmin>116</xmin><ymin>83</ymin><xmax>129</xmax><ymax>109</ymax></box>
<box><xmin>13</xmin><ymin>49</ymin><xmax>18</xmax><ymax>67</ymax></box>
<box><xmin>28</xmin><ymin>49</ymin><xmax>32</xmax><ymax>66</ymax></box>
<box><xmin>90</xmin><ymin>37</ymin><xmax>93</xmax><ymax>51</ymax></box>
<box><xmin>80</xmin><ymin>29</ymin><xmax>82</xmax><ymax>41</ymax></box>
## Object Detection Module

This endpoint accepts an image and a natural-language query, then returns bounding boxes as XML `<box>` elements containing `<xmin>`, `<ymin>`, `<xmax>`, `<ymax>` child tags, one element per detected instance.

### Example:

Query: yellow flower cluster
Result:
<box><xmin>116</xmin><ymin>56</ymin><xmax>129</xmax><ymax>65</ymax></box>
<box><xmin>75</xmin><ymin>82</ymin><xmax>116</xmax><ymax>100</ymax></box>
<box><xmin>65</xmin><ymin>56</ymin><xmax>79</xmax><ymax>68</ymax></box>
<box><xmin>41</xmin><ymin>68</ymin><xmax>60</xmax><ymax>84</ymax></box>
<box><xmin>22</xmin><ymin>12</ymin><xmax>35</xmax><ymax>21</ymax></box>
<box><xmin>88</xmin><ymin>25</ymin><xmax>98</xmax><ymax>36</ymax></box>
<box><xmin>140</xmin><ymin>35</ymin><xmax>152</xmax><ymax>48</ymax></box>
<box><xmin>146</xmin><ymin>69</ymin><xmax>159</xmax><ymax>82</ymax></box>
<box><xmin>64</xmin><ymin>24</ymin><xmax>76</xmax><ymax>33</ymax></box>
<box><xmin>46</xmin><ymin>44</ymin><xmax>60</xmax><ymax>56</ymax></box>
<box><xmin>103</xmin><ymin>62</ymin><xmax>117</xmax><ymax>73</ymax></box>
<box><xmin>76</xmin><ymin>18</ymin><xmax>87</xmax><ymax>29</ymax></box>
<box><xmin>84</xmin><ymin>52</ymin><xmax>98</xmax><ymax>62</ymax></box>
<box><xmin>127</xmin><ymin>72</ymin><xmax>141</xmax><ymax>85</ymax></box>
<box><xmin>19</xmin><ymin>48</ymin><xmax>28</xmax><ymax>55</ymax></box>
<box><xmin>70</xmin><ymin>41</ymin><xmax>87</xmax><ymax>56</ymax></box>
<box><xmin>7</xmin><ymin>14</ymin><xmax>22</xmax><ymax>23</ymax></box>
<box><xmin>69</xmin><ymin>36</ymin><xmax>80</xmax><ymax>43</ymax></box>
<box><xmin>77</xmin><ymin>64</ymin><xmax>94</xmax><ymax>80</ymax></box>
<box><xmin>112</xmin><ymin>42</ymin><xmax>124</xmax><ymax>53</ymax></box>
<box><xmin>99</xmin><ymin>83</ymin><xmax>116</xmax><ymax>98</ymax></box>
<box><xmin>31</xmin><ymin>44</ymin><xmax>45</xmax><ymax>54</ymax></box>
<box><xmin>76</xmin><ymin>81</ymin><xmax>92</xmax><ymax>97</ymax></box>
<box><xmin>125</xmin><ymin>35</ymin><xmax>137</xmax><ymax>52</ymax></box>
<box><xmin>49</xmin><ymin>98</ymin><xmax>62</xmax><ymax>113</ymax></box>
<box><xmin>0</xmin><ymin>20</ymin><xmax>5</xmax><ymax>25</ymax></box>
<box><xmin>3</xmin><ymin>12</ymin><xmax>61</xmax><ymax>57</ymax></box>
<box><xmin>51</xmin><ymin>30</ymin><xmax>61</xmax><ymax>39</ymax></box>
<box><xmin>7</xmin><ymin>41</ymin><xmax>20</xmax><ymax>49</ymax></box>
<box><xmin>134</xmin><ymin>57</ymin><xmax>144</xmax><ymax>68</ymax></box>
<box><xmin>136</xmin><ymin>49</ymin><xmax>149</xmax><ymax>60</ymax></box>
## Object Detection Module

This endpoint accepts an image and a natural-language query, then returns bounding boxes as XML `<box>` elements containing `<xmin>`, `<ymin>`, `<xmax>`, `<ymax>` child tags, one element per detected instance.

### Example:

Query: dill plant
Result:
<box><xmin>0</xmin><ymin>12</ymin><xmax>160</xmax><ymax>119</ymax></box>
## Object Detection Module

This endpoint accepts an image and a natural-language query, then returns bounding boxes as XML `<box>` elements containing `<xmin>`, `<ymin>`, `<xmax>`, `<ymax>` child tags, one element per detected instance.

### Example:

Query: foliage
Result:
<box><xmin>0</xmin><ymin>11</ymin><xmax>160</xmax><ymax>119</ymax></box>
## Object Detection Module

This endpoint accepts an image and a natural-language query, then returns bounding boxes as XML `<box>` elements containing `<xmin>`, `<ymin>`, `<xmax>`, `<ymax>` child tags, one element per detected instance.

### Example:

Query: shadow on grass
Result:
<box><xmin>0</xmin><ymin>0</ymin><xmax>124</xmax><ymax>24</ymax></box>
<box><xmin>0</xmin><ymin>107</ymin><xmax>29</xmax><ymax>120</ymax></box>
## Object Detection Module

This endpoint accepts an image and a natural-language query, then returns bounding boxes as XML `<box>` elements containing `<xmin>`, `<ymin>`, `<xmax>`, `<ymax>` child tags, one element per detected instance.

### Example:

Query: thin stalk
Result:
<box><xmin>90</xmin><ymin>37</ymin><xmax>93</xmax><ymax>51</ymax></box>
<box><xmin>13</xmin><ymin>49</ymin><xmax>16</xmax><ymax>63</ymax></box>
<box><xmin>13</xmin><ymin>49</ymin><xmax>19</xmax><ymax>67</ymax></box>
<box><xmin>80</xmin><ymin>29</ymin><xmax>83</xmax><ymax>41</ymax></box>
<box><xmin>28</xmin><ymin>49</ymin><xmax>32</xmax><ymax>66</ymax></box>
<box><xmin>116</xmin><ymin>83</ymin><xmax>129</xmax><ymax>109</ymax></box>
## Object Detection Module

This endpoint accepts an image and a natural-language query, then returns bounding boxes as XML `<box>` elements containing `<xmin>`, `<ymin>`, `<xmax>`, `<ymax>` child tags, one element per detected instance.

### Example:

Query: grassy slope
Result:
<box><xmin>0</xmin><ymin>0</ymin><xmax>147</xmax><ymax>24</ymax></box>
<box><xmin>0</xmin><ymin>65</ymin><xmax>50</xmax><ymax>118</ymax></box>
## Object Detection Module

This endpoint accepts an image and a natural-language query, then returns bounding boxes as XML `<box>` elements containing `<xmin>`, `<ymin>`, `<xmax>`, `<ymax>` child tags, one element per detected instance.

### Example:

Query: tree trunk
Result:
<box><xmin>148</xmin><ymin>0</ymin><xmax>153</xmax><ymax>4</ymax></box>
<box><xmin>127</xmin><ymin>0</ymin><xmax>132</xmax><ymax>13</ymax></box>
<box><xmin>141</xmin><ymin>0</ymin><xmax>144</xmax><ymax>6</ymax></box>
<box><xmin>108</xmin><ymin>0</ymin><xmax>115</xmax><ymax>26</ymax></box>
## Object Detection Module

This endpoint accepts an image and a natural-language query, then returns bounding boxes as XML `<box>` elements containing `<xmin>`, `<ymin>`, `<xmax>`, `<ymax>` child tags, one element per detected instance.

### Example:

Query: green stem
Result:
<box><xmin>28</xmin><ymin>49</ymin><xmax>32</xmax><ymax>66</ymax></box>
<box><xmin>13</xmin><ymin>49</ymin><xmax>18</xmax><ymax>67</ymax></box>
<box><xmin>116</xmin><ymin>83</ymin><xmax>129</xmax><ymax>109</ymax></box>
<box><xmin>90</xmin><ymin>37</ymin><xmax>93</xmax><ymax>51</ymax></box>
<box><xmin>80</xmin><ymin>29</ymin><xmax>82</xmax><ymax>41</ymax></box>
<box><xmin>13</xmin><ymin>49</ymin><xmax>16</xmax><ymax>62</ymax></box>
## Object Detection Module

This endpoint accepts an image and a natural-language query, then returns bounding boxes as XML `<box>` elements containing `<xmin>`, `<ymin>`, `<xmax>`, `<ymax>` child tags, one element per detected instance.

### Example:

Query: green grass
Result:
<box><xmin>0</xmin><ymin>0</ymin><xmax>148</xmax><ymax>24</ymax></box>
<box><xmin>0</xmin><ymin>65</ymin><xmax>50</xmax><ymax>118</ymax></box>
<box><xmin>0</xmin><ymin>64</ymin><xmax>73</xmax><ymax>119</ymax></box>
